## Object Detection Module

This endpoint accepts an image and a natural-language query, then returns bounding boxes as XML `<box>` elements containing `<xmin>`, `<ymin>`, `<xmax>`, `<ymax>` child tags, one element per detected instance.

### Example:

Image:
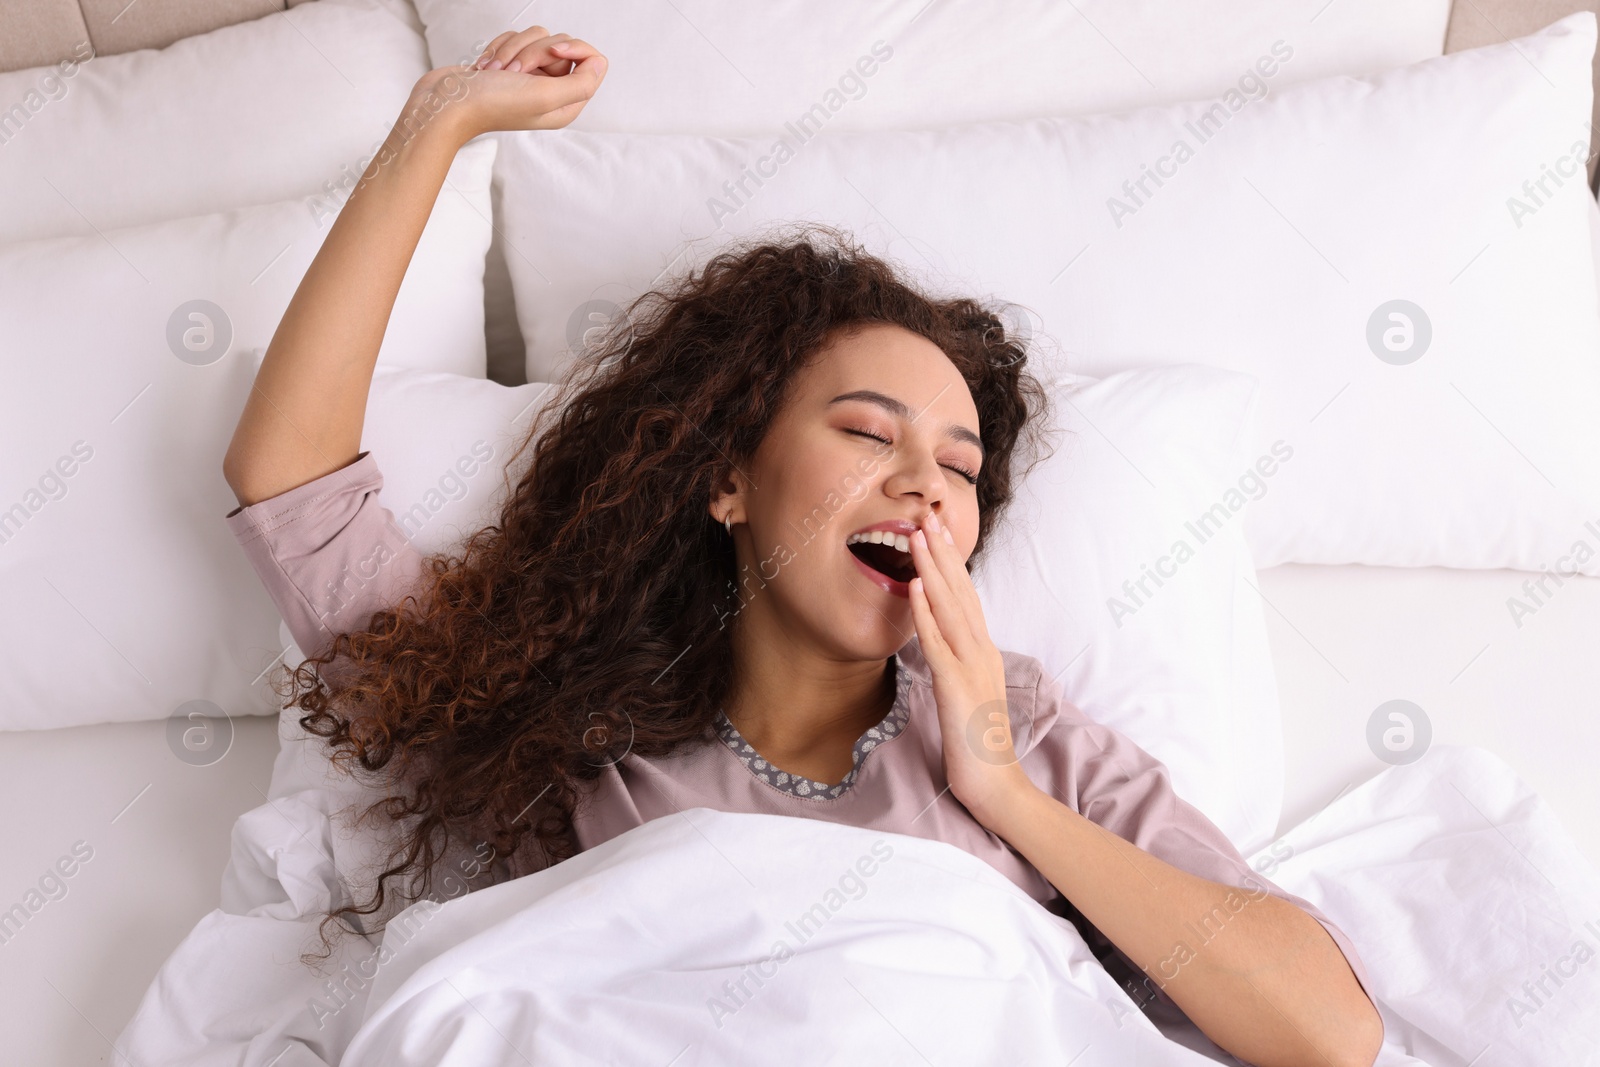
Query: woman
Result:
<box><xmin>222</xmin><ymin>27</ymin><xmax>1382</xmax><ymax>1067</ymax></box>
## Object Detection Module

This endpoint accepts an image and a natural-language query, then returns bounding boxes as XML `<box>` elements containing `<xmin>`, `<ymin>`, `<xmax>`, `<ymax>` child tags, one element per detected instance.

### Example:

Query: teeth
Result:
<box><xmin>847</xmin><ymin>530</ymin><xmax>912</xmax><ymax>553</ymax></box>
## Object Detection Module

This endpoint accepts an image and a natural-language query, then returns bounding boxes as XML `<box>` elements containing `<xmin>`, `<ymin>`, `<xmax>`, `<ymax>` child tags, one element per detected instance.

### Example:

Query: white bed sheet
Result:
<box><xmin>0</xmin><ymin>715</ymin><xmax>280</xmax><ymax>1066</ymax></box>
<box><xmin>1260</xmin><ymin>563</ymin><xmax>1600</xmax><ymax>873</ymax></box>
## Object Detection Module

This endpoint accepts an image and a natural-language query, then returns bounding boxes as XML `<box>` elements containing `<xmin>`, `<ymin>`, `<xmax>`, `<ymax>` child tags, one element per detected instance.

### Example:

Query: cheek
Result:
<box><xmin>944</xmin><ymin>500</ymin><xmax>979</xmax><ymax>551</ymax></box>
<box><xmin>747</xmin><ymin>465</ymin><xmax>851</xmax><ymax>574</ymax></box>
<box><xmin>771</xmin><ymin>441</ymin><xmax>868</xmax><ymax>520</ymax></box>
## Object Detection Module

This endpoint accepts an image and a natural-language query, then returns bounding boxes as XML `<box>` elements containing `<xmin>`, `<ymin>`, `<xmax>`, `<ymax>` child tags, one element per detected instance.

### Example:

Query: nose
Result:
<box><xmin>882</xmin><ymin>444</ymin><xmax>947</xmax><ymax>507</ymax></box>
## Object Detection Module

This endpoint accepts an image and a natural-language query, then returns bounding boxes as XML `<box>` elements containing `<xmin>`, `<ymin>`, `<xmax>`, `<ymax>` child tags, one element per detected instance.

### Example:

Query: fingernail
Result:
<box><xmin>507</xmin><ymin>59</ymin><xmax>522</xmax><ymax>72</ymax></box>
<box><xmin>942</xmin><ymin>528</ymin><xmax>954</xmax><ymax>545</ymax></box>
<box><xmin>927</xmin><ymin>512</ymin><xmax>941</xmax><ymax>532</ymax></box>
<box><xmin>487</xmin><ymin>58</ymin><xmax>503</xmax><ymax>70</ymax></box>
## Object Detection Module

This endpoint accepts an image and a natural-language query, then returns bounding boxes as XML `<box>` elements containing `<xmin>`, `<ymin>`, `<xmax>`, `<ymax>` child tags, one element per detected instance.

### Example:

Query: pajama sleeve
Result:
<box><xmin>224</xmin><ymin>451</ymin><xmax>431</xmax><ymax>669</ymax></box>
<box><xmin>1015</xmin><ymin>661</ymin><xmax>1379</xmax><ymax>1042</ymax></box>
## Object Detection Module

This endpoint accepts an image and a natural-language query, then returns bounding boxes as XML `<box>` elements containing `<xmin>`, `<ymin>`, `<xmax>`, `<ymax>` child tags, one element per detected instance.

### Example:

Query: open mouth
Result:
<box><xmin>847</xmin><ymin>538</ymin><xmax>917</xmax><ymax>585</ymax></box>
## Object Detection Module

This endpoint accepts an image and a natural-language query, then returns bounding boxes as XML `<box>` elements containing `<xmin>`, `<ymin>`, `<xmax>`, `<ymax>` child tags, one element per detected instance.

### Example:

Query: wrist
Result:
<box><xmin>368</xmin><ymin>103</ymin><xmax>471</xmax><ymax>179</ymax></box>
<box><xmin>964</xmin><ymin>767</ymin><xmax>1044</xmax><ymax>837</ymax></box>
<box><xmin>398</xmin><ymin>69</ymin><xmax>484</xmax><ymax>150</ymax></box>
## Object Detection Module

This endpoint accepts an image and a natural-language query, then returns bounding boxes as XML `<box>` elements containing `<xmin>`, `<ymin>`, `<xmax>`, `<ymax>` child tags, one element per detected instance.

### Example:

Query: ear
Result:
<box><xmin>707</xmin><ymin>463</ymin><xmax>747</xmax><ymax>527</ymax></box>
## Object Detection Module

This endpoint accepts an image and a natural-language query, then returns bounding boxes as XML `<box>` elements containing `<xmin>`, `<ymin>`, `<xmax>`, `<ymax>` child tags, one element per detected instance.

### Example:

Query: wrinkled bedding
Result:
<box><xmin>114</xmin><ymin>745</ymin><xmax>1600</xmax><ymax>1066</ymax></box>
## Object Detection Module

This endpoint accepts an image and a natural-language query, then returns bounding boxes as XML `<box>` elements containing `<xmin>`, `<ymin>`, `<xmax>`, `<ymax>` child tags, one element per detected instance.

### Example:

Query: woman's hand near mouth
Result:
<box><xmin>905</xmin><ymin>511</ymin><xmax>1038</xmax><ymax>828</ymax></box>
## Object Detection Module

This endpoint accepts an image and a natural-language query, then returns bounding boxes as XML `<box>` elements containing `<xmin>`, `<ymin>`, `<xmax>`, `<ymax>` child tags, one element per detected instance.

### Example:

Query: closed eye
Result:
<box><xmin>844</xmin><ymin>428</ymin><xmax>979</xmax><ymax>486</ymax></box>
<box><xmin>846</xmin><ymin>427</ymin><xmax>892</xmax><ymax>446</ymax></box>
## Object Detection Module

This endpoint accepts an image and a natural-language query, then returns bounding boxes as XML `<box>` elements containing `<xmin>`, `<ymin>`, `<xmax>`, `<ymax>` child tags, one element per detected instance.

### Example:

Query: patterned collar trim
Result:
<box><xmin>714</xmin><ymin>654</ymin><xmax>914</xmax><ymax>801</ymax></box>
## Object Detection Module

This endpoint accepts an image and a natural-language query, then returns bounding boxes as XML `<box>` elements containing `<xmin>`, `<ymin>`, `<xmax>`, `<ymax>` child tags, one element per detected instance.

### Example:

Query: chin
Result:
<box><xmin>830</xmin><ymin>594</ymin><xmax>914</xmax><ymax>662</ymax></box>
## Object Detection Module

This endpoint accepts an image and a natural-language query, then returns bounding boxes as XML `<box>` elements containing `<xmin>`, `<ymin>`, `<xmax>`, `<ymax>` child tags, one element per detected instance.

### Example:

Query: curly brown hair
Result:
<box><xmin>280</xmin><ymin>221</ymin><xmax>1056</xmax><ymax>961</ymax></box>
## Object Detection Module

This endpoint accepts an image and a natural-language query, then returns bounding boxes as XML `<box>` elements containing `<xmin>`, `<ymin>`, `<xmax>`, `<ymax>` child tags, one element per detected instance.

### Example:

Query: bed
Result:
<box><xmin>3</xmin><ymin>0</ymin><xmax>1600</xmax><ymax>1064</ymax></box>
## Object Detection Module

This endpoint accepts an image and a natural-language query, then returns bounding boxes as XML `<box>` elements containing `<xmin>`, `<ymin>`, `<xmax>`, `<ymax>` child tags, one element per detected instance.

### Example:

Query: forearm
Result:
<box><xmin>982</xmin><ymin>784</ymin><xmax>1382</xmax><ymax>1067</ymax></box>
<box><xmin>223</xmin><ymin>97</ymin><xmax>472</xmax><ymax>506</ymax></box>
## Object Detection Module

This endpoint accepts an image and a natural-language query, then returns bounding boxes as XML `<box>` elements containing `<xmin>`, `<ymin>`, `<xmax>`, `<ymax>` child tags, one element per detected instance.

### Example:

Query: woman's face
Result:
<box><xmin>713</xmin><ymin>322</ymin><xmax>985</xmax><ymax>660</ymax></box>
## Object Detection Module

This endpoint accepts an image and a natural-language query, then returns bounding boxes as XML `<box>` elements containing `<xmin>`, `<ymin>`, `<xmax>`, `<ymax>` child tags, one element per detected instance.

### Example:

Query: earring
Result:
<box><xmin>724</xmin><ymin>514</ymin><xmax>733</xmax><ymax>535</ymax></box>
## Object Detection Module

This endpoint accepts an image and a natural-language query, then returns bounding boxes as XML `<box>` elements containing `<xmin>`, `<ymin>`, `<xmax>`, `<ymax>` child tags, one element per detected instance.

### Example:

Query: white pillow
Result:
<box><xmin>492</xmin><ymin>13</ymin><xmax>1600</xmax><ymax>574</ymax></box>
<box><xmin>357</xmin><ymin>366</ymin><xmax>555</xmax><ymax>558</ymax></box>
<box><xmin>0</xmin><ymin>139</ymin><xmax>496</xmax><ymax>733</ymax></box>
<box><xmin>411</xmin><ymin>0</ymin><xmax>1450</xmax><ymax>133</ymax></box>
<box><xmin>420</xmin><ymin>0</ymin><xmax>1451</xmax><ymax>392</ymax></box>
<box><xmin>263</xmin><ymin>364</ymin><xmax>559</xmax><ymax>801</ymax></box>
<box><xmin>260</xmin><ymin>363</ymin><xmax>1281</xmax><ymax>852</ymax></box>
<box><xmin>0</xmin><ymin>0</ymin><xmax>430</xmax><ymax>245</ymax></box>
<box><xmin>975</xmin><ymin>365</ymin><xmax>1281</xmax><ymax>852</ymax></box>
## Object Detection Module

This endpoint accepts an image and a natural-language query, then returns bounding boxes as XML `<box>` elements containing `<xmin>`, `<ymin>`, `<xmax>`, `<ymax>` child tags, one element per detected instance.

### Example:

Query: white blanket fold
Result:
<box><xmin>338</xmin><ymin>809</ymin><xmax>1215</xmax><ymax>1066</ymax></box>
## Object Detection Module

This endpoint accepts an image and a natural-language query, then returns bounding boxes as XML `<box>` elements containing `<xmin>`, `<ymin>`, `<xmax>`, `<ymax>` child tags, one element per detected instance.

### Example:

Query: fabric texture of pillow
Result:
<box><xmin>411</xmin><ymin>0</ymin><xmax>1451</xmax><ymax>132</ymax></box>
<box><xmin>259</xmin><ymin>362</ymin><xmax>1282</xmax><ymax>852</ymax></box>
<box><xmin>0</xmin><ymin>0</ymin><xmax>430</xmax><ymax>246</ymax></box>
<box><xmin>413</xmin><ymin>0</ymin><xmax>1452</xmax><ymax>388</ymax></box>
<box><xmin>491</xmin><ymin>13</ymin><xmax>1600</xmax><ymax>575</ymax></box>
<box><xmin>974</xmin><ymin>365</ymin><xmax>1282</xmax><ymax>852</ymax></box>
<box><xmin>0</xmin><ymin>138</ymin><xmax>497</xmax><ymax>732</ymax></box>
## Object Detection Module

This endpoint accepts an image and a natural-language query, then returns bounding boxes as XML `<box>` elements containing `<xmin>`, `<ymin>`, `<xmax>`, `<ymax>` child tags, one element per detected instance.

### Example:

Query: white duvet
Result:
<box><xmin>116</xmin><ymin>745</ymin><xmax>1600</xmax><ymax>1066</ymax></box>
<box><xmin>335</xmin><ymin>811</ymin><xmax>1222</xmax><ymax>1067</ymax></box>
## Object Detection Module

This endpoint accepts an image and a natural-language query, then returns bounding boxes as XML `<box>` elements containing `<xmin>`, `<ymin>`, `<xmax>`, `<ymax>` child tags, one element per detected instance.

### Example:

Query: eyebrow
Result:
<box><xmin>827</xmin><ymin>390</ymin><xmax>986</xmax><ymax>458</ymax></box>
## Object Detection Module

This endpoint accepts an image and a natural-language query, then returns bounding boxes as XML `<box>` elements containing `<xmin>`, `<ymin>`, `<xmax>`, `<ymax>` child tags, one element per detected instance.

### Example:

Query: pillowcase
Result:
<box><xmin>0</xmin><ymin>138</ymin><xmax>497</xmax><ymax>733</ymax></box>
<box><xmin>492</xmin><ymin>13</ymin><xmax>1600</xmax><ymax>575</ymax></box>
<box><xmin>974</xmin><ymin>365</ymin><xmax>1281</xmax><ymax>853</ymax></box>
<box><xmin>263</xmin><ymin>363</ymin><xmax>558</xmax><ymax>802</ymax></box>
<box><xmin>0</xmin><ymin>0</ymin><xmax>430</xmax><ymax>245</ymax></box>
<box><xmin>411</xmin><ymin>0</ymin><xmax>1451</xmax><ymax>133</ymax></box>
<box><xmin>260</xmin><ymin>362</ymin><xmax>1281</xmax><ymax>852</ymax></box>
<box><xmin>417</xmin><ymin>0</ymin><xmax>1450</xmax><ymax>389</ymax></box>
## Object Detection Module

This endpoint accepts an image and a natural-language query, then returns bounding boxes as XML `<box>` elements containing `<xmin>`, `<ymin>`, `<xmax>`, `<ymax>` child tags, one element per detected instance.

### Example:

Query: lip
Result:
<box><xmin>845</xmin><ymin>517</ymin><xmax>923</xmax><ymax>599</ymax></box>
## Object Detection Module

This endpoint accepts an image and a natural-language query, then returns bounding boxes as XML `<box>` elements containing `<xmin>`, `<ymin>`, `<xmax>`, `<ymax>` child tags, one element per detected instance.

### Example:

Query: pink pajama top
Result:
<box><xmin>225</xmin><ymin>450</ymin><xmax>1378</xmax><ymax>1058</ymax></box>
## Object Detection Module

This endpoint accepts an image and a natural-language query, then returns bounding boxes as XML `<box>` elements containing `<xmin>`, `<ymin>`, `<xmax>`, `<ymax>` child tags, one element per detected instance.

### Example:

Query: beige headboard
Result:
<box><xmin>2</xmin><ymin>0</ymin><xmax>1597</xmax><ymax>192</ymax></box>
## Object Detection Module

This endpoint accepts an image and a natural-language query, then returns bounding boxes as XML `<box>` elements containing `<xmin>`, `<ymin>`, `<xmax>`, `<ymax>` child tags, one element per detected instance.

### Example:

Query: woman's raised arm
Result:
<box><xmin>222</xmin><ymin>28</ymin><xmax>607</xmax><ymax>507</ymax></box>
